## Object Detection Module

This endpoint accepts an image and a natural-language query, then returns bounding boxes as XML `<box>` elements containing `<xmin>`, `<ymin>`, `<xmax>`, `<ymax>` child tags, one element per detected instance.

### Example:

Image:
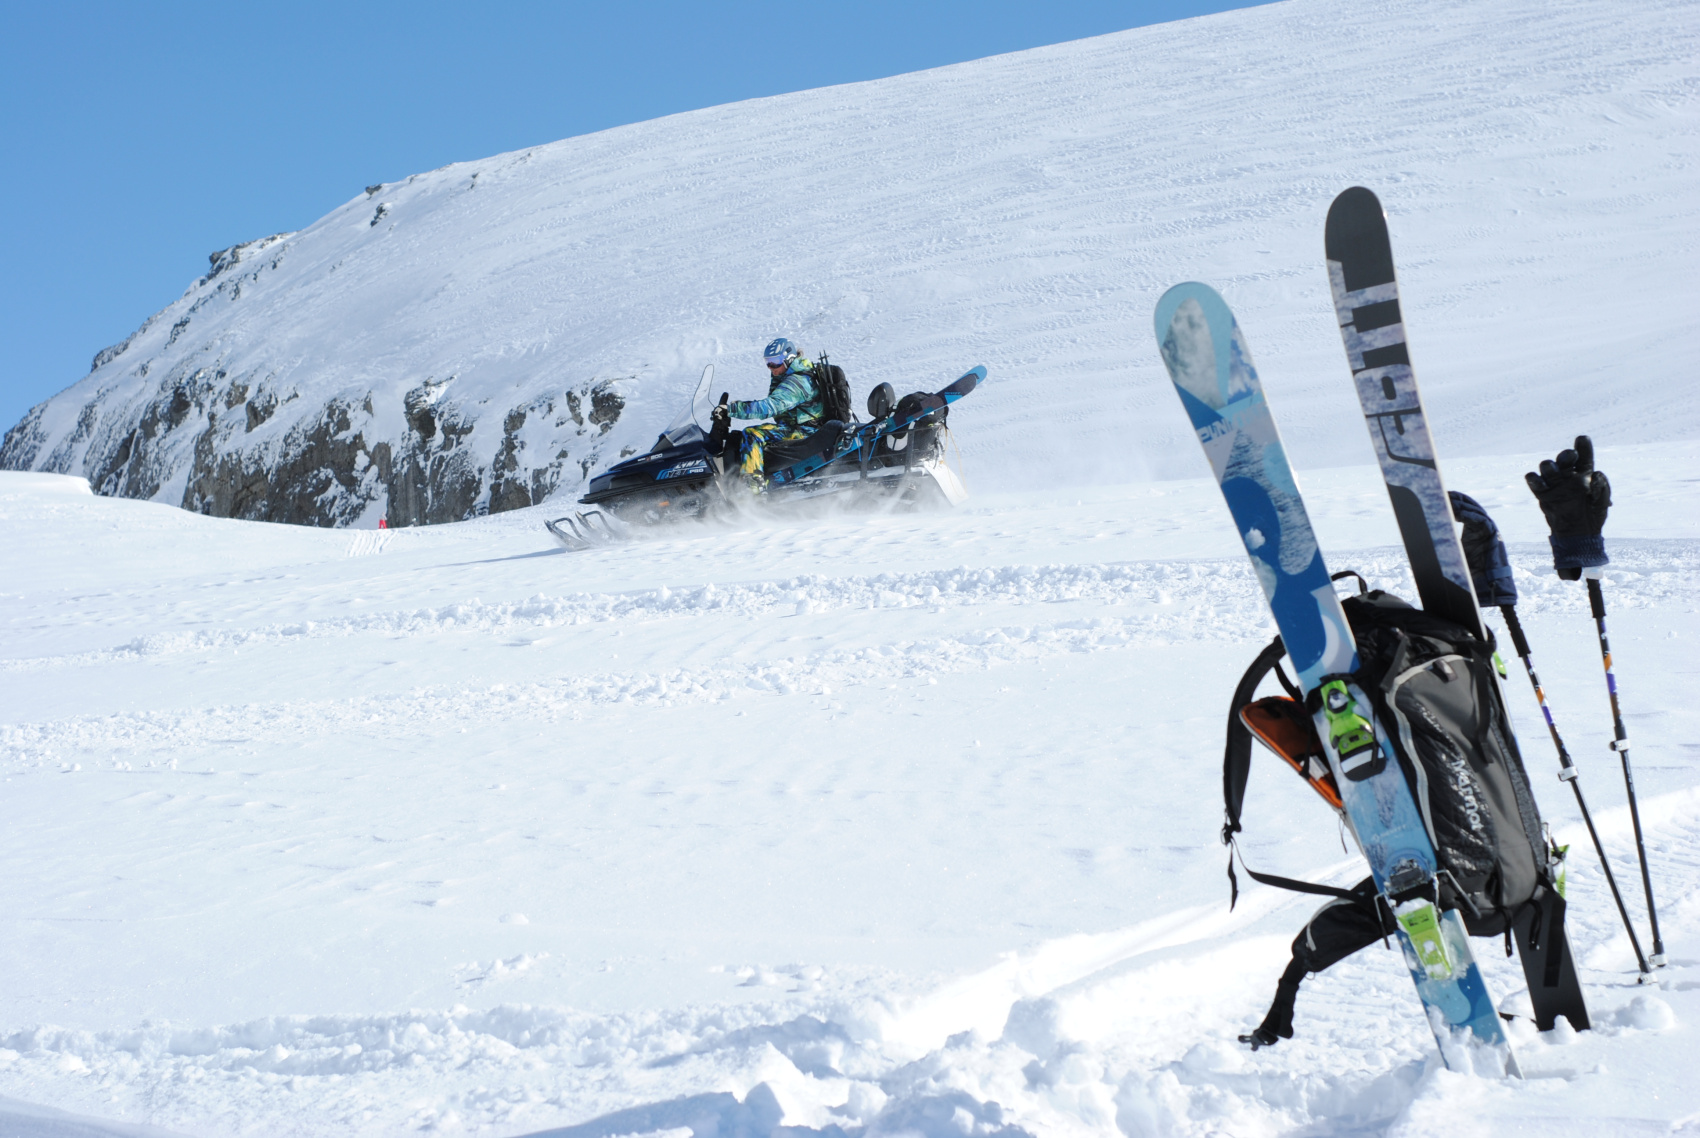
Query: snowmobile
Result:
<box><xmin>546</xmin><ymin>361</ymin><xmax>980</xmax><ymax>550</ymax></box>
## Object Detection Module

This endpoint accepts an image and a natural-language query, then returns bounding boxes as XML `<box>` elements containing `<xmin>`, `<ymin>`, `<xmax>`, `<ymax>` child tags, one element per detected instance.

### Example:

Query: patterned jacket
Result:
<box><xmin>729</xmin><ymin>358</ymin><xmax>823</xmax><ymax>434</ymax></box>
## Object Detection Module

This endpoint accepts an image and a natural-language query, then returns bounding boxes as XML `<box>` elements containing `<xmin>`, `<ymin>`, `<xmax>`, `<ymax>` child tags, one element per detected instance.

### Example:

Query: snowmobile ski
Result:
<box><xmin>1154</xmin><ymin>280</ymin><xmax>1518</xmax><ymax>1076</ymax></box>
<box><xmin>1326</xmin><ymin>186</ymin><xmax>1591</xmax><ymax>1031</ymax></box>
<box><xmin>545</xmin><ymin>509</ymin><xmax>625</xmax><ymax>551</ymax></box>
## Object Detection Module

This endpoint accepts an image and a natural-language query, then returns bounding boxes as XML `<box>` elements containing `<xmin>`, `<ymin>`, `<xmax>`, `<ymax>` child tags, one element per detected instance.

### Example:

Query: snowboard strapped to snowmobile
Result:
<box><xmin>1223</xmin><ymin>573</ymin><xmax>1588</xmax><ymax>1031</ymax></box>
<box><xmin>547</xmin><ymin>360</ymin><xmax>981</xmax><ymax>549</ymax></box>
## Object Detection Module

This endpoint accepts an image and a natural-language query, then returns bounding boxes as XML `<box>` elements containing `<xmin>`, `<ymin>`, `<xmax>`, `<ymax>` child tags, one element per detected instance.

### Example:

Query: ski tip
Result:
<box><xmin>948</xmin><ymin>366</ymin><xmax>985</xmax><ymax>395</ymax></box>
<box><xmin>1324</xmin><ymin>186</ymin><xmax>1388</xmax><ymax>246</ymax></box>
<box><xmin>1324</xmin><ymin>186</ymin><xmax>1397</xmax><ymax>279</ymax></box>
<box><xmin>1152</xmin><ymin>281</ymin><xmax>1230</xmax><ymax>343</ymax></box>
<box><xmin>1330</xmin><ymin>185</ymin><xmax>1382</xmax><ymax>210</ymax></box>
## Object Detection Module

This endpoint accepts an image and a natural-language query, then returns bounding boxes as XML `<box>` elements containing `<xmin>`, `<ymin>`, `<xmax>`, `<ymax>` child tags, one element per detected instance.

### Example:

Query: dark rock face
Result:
<box><xmin>483</xmin><ymin>392</ymin><xmax>590</xmax><ymax>518</ymax></box>
<box><xmin>86</xmin><ymin>364</ymin><xmax>227</xmax><ymax>501</ymax></box>
<box><xmin>0</xmin><ymin>217</ymin><xmax>642</xmax><ymax>528</ymax></box>
<box><xmin>0</xmin><ymin>404</ymin><xmax>47</xmax><ymax>470</ymax></box>
<box><xmin>4</xmin><ymin>362</ymin><xmax>632</xmax><ymax>529</ymax></box>
<box><xmin>186</xmin><ymin>396</ymin><xmax>382</xmax><ymax>526</ymax></box>
<box><xmin>381</xmin><ymin>385</ymin><xmax>484</xmax><ymax>527</ymax></box>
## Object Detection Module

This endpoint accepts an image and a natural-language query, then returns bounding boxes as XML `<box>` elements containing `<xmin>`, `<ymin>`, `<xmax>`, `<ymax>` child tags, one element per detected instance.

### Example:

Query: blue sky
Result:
<box><xmin>0</xmin><ymin>1</ymin><xmax>1266</xmax><ymax>432</ymax></box>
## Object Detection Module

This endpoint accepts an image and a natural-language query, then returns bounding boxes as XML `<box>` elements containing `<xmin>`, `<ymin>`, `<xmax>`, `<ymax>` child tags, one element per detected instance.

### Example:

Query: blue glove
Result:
<box><xmin>1448</xmin><ymin>490</ymin><xmax>1518</xmax><ymax>607</ymax></box>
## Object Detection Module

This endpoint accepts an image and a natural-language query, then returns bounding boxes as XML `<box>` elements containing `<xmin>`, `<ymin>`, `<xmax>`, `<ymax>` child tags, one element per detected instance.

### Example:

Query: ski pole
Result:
<box><xmin>1584</xmin><ymin>573</ymin><xmax>1666</xmax><ymax>966</ymax></box>
<box><xmin>1499</xmin><ymin>603</ymin><xmax>1651</xmax><ymax>977</ymax></box>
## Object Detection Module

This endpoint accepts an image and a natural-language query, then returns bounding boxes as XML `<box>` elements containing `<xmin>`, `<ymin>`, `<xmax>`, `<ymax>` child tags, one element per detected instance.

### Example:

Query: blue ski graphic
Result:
<box><xmin>1153</xmin><ymin>282</ymin><xmax>1517</xmax><ymax>1075</ymax></box>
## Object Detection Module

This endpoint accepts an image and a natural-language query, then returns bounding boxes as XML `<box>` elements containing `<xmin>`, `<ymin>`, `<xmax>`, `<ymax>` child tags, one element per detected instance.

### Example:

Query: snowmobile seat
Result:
<box><xmin>868</xmin><ymin>382</ymin><xmax>896</xmax><ymax>420</ymax></box>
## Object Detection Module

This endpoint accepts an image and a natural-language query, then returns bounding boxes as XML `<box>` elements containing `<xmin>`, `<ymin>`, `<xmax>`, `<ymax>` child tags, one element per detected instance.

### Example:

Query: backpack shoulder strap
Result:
<box><xmin>1222</xmin><ymin>635</ymin><xmax>1356</xmax><ymax>909</ymax></box>
<box><xmin>1224</xmin><ymin>636</ymin><xmax>1289</xmax><ymax>845</ymax></box>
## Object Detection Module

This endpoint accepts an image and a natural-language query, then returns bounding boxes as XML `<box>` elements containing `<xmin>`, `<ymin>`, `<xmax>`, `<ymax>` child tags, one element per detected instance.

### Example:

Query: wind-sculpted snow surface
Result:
<box><xmin>5</xmin><ymin>543</ymin><xmax>1694</xmax><ymax>766</ymax></box>
<box><xmin>3</xmin><ymin>0</ymin><xmax>1697</xmax><ymax>526</ymax></box>
<box><xmin>2</xmin><ymin>441</ymin><xmax>1699</xmax><ymax>1135</ymax></box>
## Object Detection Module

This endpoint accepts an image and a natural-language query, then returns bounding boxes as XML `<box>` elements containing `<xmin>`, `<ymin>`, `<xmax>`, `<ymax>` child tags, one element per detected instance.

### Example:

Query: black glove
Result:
<box><xmin>707</xmin><ymin>393</ymin><xmax>731</xmax><ymax>452</ymax></box>
<box><xmin>1448</xmin><ymin>491</ymin><xmax>1517</xmax><ymax>607</ymax></box>
<box><xmin>1524</xmin><ymin>435</ymin><xmax>1610</xmax><ymax>580</ymax></box>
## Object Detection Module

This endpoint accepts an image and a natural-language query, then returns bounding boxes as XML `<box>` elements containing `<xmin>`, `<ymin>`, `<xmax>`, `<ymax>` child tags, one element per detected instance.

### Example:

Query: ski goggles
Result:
<box><xmin>764</xmin><ymin>354</ymin><xmax>790</xmax><ymax>368</ymax></box>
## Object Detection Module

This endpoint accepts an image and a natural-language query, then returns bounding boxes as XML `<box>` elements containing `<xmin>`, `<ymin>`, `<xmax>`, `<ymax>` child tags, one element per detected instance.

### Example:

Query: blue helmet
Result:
<box><xmin>763</xmin><ymin>337</ymin><xmax>798</xmax><ymax>367</ymax></box>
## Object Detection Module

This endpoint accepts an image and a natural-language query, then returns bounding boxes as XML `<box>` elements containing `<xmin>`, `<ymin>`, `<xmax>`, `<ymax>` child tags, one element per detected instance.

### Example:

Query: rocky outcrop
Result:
<box><xmin>1</xmin><ymin>142</ymin><xmax>698</xmax><ymax>527</ymax></box>
<box><xmin>163</xmin><ymin>372</ymin><xmax>628</xmax><ymax>527</ymax></box>
<box><xmin>4</xmin><ymin>340</ymin><xmax>634</xmax><ymax>528</ymax></box>
<box><xmin>0</xmin><ymin>208</ymin><xmax>640</xmax><ymax>528</ymax></box>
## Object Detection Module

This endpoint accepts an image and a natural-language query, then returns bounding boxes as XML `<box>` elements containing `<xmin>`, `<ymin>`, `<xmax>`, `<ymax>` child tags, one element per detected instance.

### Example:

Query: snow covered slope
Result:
<box><xmin>2</xmin><ymin>437</ymin><xmax>1699</xmax><ymax>1136</ymax></box>
<box><xmin>3</xmin><ymin>0</ymin><xmax>1696</xmax><ymax>526</ymax></box>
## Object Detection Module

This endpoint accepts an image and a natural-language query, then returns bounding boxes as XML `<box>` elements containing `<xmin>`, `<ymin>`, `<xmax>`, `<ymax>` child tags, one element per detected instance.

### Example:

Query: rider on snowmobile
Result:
<box><xmin>711</xmin><ymin>338</ymin><xmax>824</xmax><ymax>485</ymax></box>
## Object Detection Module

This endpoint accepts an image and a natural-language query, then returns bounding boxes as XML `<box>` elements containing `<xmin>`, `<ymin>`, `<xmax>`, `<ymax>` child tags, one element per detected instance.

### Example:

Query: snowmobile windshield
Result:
<box><xmin>652</xmin><ymin>363</ymin><xmax>714</xmax><ymax>453</ymax></box>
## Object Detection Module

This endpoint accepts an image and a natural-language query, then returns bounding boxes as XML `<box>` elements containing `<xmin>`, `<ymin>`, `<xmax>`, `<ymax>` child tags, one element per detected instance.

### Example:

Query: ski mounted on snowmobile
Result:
<box><xmin>546</xmin><ymin>362</ymin><xmax>981</xmax><ymax>550</ymax></box>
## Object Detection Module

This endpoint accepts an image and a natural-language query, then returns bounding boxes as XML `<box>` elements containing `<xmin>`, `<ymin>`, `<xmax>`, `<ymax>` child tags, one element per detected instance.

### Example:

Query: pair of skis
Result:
<box><xmin>1157</xmin><ymin>278</ymin><xmax>1518</xmax><ymax>1075</ymax></box>
<box><xmin>1154</xmin><ymin>187</ymin><xmax>1612</xmax><ymax>1076</ymax></box>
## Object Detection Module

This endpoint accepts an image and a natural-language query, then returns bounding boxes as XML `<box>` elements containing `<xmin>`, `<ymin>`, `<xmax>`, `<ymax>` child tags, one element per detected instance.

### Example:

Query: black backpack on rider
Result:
<box><xmin>810</xmin><ymin>353</ymin><xmax>853</xmax><ymax>425</ymax></box>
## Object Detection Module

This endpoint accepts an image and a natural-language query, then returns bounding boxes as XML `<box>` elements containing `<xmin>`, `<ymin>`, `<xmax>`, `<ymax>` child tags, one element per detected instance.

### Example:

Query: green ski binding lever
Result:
<box><xmin>1395</xmin><ymin>897</ymin><xmax>1456</xmax><ymax>982</ymax></box>
<box><xmin>1318</xmin><ymin>679</ymin><xmax>1381</xmax><ymax>780</ymax></box>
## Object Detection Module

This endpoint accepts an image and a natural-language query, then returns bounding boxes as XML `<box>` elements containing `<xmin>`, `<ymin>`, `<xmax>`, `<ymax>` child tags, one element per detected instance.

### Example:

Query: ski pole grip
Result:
<box><xmin>1499</xmin><ymin>605</ymin><xmax>1532</xmax><ymax>657</ymax></box>
<box><xmin>1586</xmin><ymin>577</ymin><xmax>1606</xmax><ymax>620</ymax></box>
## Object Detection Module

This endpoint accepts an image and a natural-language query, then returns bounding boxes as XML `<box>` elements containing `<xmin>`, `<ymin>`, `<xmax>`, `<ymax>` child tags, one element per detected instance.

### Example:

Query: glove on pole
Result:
<box><xmin>1523</xmin><ymin>438</ymin><xmax>1665</xmax><ymax>967</ymax></box>
<box><xmin>1450</xmin><ymin>491</ymin><xmax>1650</xmax><ymax>977</ymax></box>
<box><xmin>1524</xmin><ymin>435</ymin><xmax>1611</xmax><ymax>580</ymax></box>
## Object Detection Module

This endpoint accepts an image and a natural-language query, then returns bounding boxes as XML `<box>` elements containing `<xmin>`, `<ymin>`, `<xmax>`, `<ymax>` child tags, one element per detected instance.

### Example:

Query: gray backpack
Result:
<box><xmin>1224</xmin><ymin>585</ymin><xmax>1556</xmax><ymax>937</ymax></box>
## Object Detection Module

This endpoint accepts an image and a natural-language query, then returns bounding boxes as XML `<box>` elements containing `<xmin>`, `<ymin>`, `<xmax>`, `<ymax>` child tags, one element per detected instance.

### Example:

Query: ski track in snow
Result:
<box><xmin>2</xmin><ymin>542</ymin><xmax>1695</xmax><ymax>768</ymax></box>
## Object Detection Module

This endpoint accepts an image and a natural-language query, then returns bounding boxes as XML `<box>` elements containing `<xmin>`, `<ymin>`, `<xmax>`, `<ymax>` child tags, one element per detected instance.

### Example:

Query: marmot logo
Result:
<box><xmin>1416</xmin><ymin>704</ymin><xmax>1486</xmax><ymax>832</ymax></box>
